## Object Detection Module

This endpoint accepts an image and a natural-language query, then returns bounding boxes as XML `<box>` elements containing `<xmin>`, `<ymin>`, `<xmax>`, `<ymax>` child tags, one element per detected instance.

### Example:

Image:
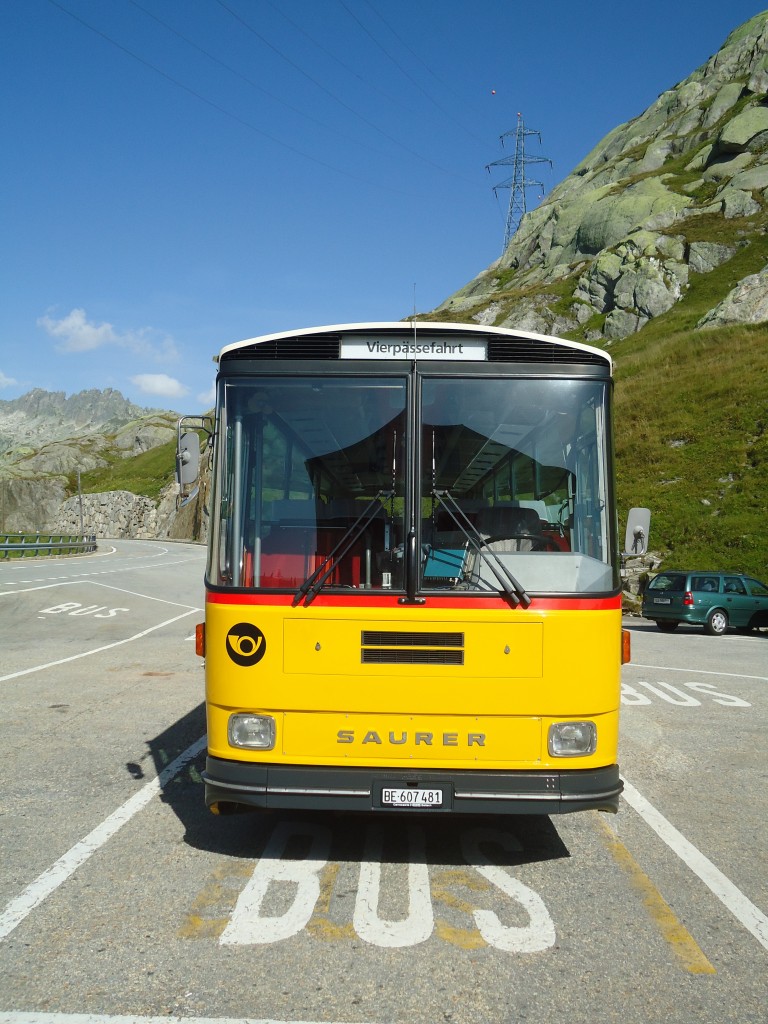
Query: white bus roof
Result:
<box><xmin>217</xmin><ymin>321</ymin><xmax>612</xmax><ymax>371</ymax></box>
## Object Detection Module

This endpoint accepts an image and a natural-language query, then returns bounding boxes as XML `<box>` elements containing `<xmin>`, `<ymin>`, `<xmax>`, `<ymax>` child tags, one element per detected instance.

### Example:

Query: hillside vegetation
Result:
<box><xmin>598</xmin><ymin>207</ymin><xmax>766</xmax><ymax>575</ymax></box>
<box><xmin>75</xmin><ymin>438</ymin><xmax>178</xmax><ymax>503</ymax></box>
<box><xmin>613</xmin><ymin>323</ymin><xmax>766</xmax><ymax>576</ymax></box>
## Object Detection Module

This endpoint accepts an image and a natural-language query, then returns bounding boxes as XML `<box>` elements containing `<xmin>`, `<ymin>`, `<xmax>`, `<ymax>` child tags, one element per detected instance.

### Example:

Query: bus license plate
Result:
<box><xmin>381</xmin><ymin>787</ymin><xmax>443</xmax><ymax>808</ymax></box>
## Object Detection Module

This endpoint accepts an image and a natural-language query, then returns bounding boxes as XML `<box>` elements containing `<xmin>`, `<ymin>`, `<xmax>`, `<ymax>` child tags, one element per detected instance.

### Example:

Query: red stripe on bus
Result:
<box><xmin>205</xmin><ymin>590</ymin><xmax>622</xmax><ymax>611</ymax></box>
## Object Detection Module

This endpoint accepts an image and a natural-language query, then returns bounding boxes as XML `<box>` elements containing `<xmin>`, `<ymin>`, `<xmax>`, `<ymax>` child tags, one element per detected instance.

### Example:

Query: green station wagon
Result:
<box><xmin>642</xmin><ymin>571</ymin><xmax>768</xmax><ymax>635</ymax></box>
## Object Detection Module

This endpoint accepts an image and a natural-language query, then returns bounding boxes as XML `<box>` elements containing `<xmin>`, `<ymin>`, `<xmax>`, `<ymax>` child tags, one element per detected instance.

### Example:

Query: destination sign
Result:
<box><xmin>341</xmin><ymin>335</ymin><xmax>487</xmax><ymax>361</ymax></box>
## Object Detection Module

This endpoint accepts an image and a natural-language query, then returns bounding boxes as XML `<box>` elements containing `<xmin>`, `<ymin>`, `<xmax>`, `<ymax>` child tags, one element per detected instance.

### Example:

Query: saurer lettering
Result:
<box><xmin>337</xmin><ymin>730</ymin><xmax>485</xmax><ymax>746</ymax></box>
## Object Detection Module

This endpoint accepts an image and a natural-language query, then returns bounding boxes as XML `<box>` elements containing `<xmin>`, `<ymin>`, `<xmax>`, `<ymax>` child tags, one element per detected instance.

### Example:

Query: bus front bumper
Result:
<box><xmin>203</xmin><ymin>757</ymin><xmax>622</xmax><ymax>815</ymax></box>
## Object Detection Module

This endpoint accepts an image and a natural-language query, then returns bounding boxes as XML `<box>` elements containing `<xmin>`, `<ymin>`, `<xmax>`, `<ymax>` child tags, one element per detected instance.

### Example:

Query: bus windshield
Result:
<box><xmin>208</xmin><ymin>373</ymin><xmax>616</xmax><ymax>595</ymax></box>
<box><xmin>210</xmin><ymin>376</ymin><xmax>408</xmax><ymax>590</ymax></box>
<box><xmin>420</xmin><ymin>376</ymin><xmax>614</xmax><ymax>594</ymax></box>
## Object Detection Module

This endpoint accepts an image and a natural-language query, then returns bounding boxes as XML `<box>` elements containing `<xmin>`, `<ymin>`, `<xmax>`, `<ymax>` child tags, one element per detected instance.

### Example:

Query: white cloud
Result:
<box><xmin>38</xmin><ymin>307</ymin><xmax>179</xmax><ymax>361</ymax></box>
<box><xmin>0</xmin><ymin>370</ymin><xmax>18</xmax><ymax>389</ymax></box>
<box><xmin>197</xmin><ymin>383</ymin><xmax>216</xmax><ymax>406</ymax></box>
<box><xmin>130</xmin><ymin>373</ymin><xmax>189</xmax><ymax>399</ymax></box>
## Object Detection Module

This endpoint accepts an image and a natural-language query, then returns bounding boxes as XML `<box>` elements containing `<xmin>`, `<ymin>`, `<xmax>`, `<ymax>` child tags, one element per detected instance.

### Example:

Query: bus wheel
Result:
<box><xmin>705</xmin><ymin>609</ymin><xmax>728</xmax><ymax>636</ymax></box>
<box><xmin>656</xmin><ymin>621</ymin><xmax>679</xmax><ymax>633</ymax></box>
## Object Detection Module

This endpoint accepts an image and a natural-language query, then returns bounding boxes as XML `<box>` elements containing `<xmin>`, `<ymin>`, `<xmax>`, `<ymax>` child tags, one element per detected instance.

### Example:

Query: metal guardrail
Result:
<box><xmin>0</xmin><ymin>534</ymin><xmax>97</xmax><ymax>559</ymax></box>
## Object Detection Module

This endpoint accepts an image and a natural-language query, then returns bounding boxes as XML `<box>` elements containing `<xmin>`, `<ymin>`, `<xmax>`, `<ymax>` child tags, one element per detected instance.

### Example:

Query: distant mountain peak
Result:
<box><xmin>0</xmin><ymin>386</ymin><xmax>174</xmax><ymax>457</ymax></box>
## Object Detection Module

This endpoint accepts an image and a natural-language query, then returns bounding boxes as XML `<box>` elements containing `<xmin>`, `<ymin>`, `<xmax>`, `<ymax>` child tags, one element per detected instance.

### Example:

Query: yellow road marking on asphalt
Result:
<box><xmin>307</xmin><ymin>862</ymin><xmax>355</xmax><ymax>941</ymax></box>
<box><xmin>178</xmin><ymin>864</ymin><xmax>250</xmax><ymax>939</ymax></box>
<box><xmin>434</xmin><ymin>919</ymin><xmax>487</xmax><ymax>949</ymax></box>
<box><xmin>432</xmin><ymin>868</ymin><xmax>489</xmax><ymax>949</ymax></box>
<box><xmin>596</xmin><ymin>816</ymin><xmax>716</xmax><ymax>974</ymax></box>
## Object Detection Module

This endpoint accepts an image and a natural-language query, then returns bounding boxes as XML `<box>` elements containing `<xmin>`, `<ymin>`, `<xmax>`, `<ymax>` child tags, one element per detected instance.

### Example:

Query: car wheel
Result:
<box><xmin>704</xmin><ymin>608</ymin><xmax>728</xmax><ymax>636</ymax></box>
<box><xmin>656</xmin><ymin>621</ymin><xmax>679</xmax><ymax>633</ymax></box>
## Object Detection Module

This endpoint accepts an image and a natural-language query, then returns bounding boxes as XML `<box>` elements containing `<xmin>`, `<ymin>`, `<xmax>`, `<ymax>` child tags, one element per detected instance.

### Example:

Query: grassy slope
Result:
<box><xmin>75</xmin><ymin>439</ymin><xmax>177</xmax><ymax>503</ymax></box>
<box><xmin>609</xmin><ymin>232</ymin><xmax>768</xmax><ymax>575</ymax></box>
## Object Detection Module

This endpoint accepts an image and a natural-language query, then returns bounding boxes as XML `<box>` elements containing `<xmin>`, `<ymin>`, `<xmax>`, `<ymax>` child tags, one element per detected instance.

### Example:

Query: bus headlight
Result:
<box><xmin>548</xmin><ymin>721</ymin><xmax>596</xmax><ymax>757</ymax></box>
<box><xmin>228</xmin><ymin>714</ymin><xmax>276</xmax><ymax>750</ymax></box>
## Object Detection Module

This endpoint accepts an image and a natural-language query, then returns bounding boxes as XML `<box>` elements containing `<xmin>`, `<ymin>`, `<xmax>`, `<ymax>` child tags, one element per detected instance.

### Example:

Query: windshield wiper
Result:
<box><xmin>432</xmin><ymin>490</ymin><xmax>531</xmax><ymax>608</ymax></box>
<box><xmin>293</xmin><ymin>490</ymin><xmax>393</xmax><ymax>607</ymax></box>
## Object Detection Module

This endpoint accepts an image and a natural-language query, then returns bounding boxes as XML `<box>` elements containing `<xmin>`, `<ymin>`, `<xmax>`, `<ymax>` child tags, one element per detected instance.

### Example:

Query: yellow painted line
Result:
<box><xmin>306</xmin><ymin>862</ymin><xmax>355</xmax><ymax>941</ymax></box>
<box><xmin>596</xmin><ymin>815</ymin><xmax>716</xmax><ymax>974</ymax></box>
<box><xmin>432</xmin><ymin>867</ymin><xmax>489</xmax><ymax>949</ymax></box>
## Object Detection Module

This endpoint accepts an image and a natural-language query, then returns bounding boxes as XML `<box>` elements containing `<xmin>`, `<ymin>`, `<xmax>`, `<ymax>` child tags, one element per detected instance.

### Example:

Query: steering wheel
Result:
<box><xmin>481</xmin><ymin>533</ymin><xmax>559</xmax><ymax>552</ymax></box>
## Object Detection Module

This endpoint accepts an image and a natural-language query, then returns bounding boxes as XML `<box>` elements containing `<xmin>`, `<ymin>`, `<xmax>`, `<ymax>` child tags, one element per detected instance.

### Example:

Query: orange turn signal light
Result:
<box><xmin>195</xmin><ymin>622</ymin><xmax>205</xmax><ymax>657</ymax></box>
<box><xmin>621</xmin><ymin>628</ymin><xmax>631</xmax><ymax>665</ymax></box>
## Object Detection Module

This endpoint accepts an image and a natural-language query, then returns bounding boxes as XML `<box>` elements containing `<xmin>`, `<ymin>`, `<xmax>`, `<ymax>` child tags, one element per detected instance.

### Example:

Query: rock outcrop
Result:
<box><xmin>434</xmin><ymin>12</ymin><xmax>768</xmax><ymax>340</ymax></box>
<box><xmin>0</xmin><ymin>388</ymin><xmax>179</xmax><ymax>535</ymax></box>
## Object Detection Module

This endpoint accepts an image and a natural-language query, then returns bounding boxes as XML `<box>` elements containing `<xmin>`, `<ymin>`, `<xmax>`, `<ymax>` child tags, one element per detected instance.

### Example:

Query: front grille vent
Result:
<box><xmin>362</xmin><ymin>649</ymin><xmax>463</xmax><ymax>665</ymax></box>
<box><xmin>224</xmin><ymin>335</ymin><xmax>341</xmax><ymax>361</ymax></box>
<box><xmin>362</xmin><ymin>630</ymin><xmax>463</xmax><ymax>647</ymax></box>
<box><xmin>361</xmin><ymin>630</ymin><xmax>464</xmax><ymax>666</ymax></box>
<box><xmin>486</xmin><ymin>337</ymin><xmax>609</xmax><ymax>365</ymax></box>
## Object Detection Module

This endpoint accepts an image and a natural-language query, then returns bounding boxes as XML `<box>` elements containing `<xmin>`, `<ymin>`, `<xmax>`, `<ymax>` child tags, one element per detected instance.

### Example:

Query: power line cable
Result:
<box><xmin>353</xmin><ymin>0</ymin><xmax>490</xmax><ymax>148</ymax></box>
<box><xmin>45</xmin><ymin>0</ymin><xmax>419</xmax><ymax>197</ymax></box>
<box><xmin>260</xmin><ymin>0</ymin><xmax>410</xmax><ymax>114</ymax></box>
<box><xmin>214</xmin><ymin>0</ymin><xmax>476</xmax><ymax>185</ymax></box>
<box><xmin>128</xmin><ymin>0</ymin><xmax>396</xmax><ymax>162</ymax></box>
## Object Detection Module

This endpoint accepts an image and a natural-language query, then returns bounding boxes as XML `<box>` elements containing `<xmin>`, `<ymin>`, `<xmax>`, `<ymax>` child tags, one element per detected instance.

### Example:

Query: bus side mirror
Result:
<box><xmin>176</xmin><ymin>431</ymin><xmax>201</xmax><ymax>487</ymax></box>
<box><xmin>624</xmin><ymin>507</ymin><xmax>650</xmax><ymax>556</ymax></box>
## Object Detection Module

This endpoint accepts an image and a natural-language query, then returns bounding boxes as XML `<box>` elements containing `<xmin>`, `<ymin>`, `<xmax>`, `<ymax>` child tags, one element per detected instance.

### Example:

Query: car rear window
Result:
<box><xmin>648</xmin><ymin>573</ymin><xmax>686</xmax><ymax>592</ymax></box>
<box><xmin>691</xmin><ymin>575</ymin><xmax>720</xmax><ymax>592</ymax></box>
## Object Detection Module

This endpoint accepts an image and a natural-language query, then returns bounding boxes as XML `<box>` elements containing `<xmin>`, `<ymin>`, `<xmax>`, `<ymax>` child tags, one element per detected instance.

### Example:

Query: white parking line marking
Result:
<box><xmin>0</xmin><ymin>609</ymin><xmax>199</xmax><ymax>683</ymax></box>
<box><xmin>0</xmin><ymin>555</ymin><xmax>204</xmax><ymax>588</ymax></box>
<box><xmin>0</xmin><ymin>578</ymin><xmax>201</xmax><ymax>611</ymax></box>
<box><xmin>0</xmin><ymin>737</ymin><xmax>206</xmax><ymax>942</ymax></box>
<box><xmin>629</xmin><ymin>662</ymin><xmax>768</xmax><ymax>682</ymax></box>
<box><xmin>0</xmin><ymin>1015</ymin><xmax>382</xmax><ymax>1024</ymax></box>
<box><xmin>621</xmin><ymin>778</ymin><xmax>768</xmax><ymax>951</ymax></box>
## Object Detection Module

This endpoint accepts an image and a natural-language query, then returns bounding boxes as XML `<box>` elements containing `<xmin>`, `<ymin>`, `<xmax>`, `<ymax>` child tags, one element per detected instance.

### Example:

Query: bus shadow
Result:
<box><xmin>134</xmin><ymin>706</ymin><xmax>571</xmax><ymax>866</ymax></box>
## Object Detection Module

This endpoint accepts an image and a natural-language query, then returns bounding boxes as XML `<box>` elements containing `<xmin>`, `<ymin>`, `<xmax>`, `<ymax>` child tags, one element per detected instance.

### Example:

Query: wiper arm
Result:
<box><xmin>293</xmin><ymin>490</ymin><xmax>393</xmax><ymax>608</ymax></box>
<box><xmin>432</xmin><ymin>490</ymin><xmax>531</xmax><ymax>608</ymax></box>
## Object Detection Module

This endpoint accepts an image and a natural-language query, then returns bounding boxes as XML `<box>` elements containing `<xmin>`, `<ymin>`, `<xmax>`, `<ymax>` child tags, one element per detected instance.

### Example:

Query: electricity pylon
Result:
<box><xmin>487</xmin><ymin>112</ymin><xmax>552</xmax><ymax>253</ymax></box>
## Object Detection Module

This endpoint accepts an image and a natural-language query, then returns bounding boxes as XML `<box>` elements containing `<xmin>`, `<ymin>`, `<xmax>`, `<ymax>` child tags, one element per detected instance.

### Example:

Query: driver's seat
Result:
<box><xmin>476</xmin><ymin>505</ymin><xmax>544</xmax><ymax>553</ymax></box>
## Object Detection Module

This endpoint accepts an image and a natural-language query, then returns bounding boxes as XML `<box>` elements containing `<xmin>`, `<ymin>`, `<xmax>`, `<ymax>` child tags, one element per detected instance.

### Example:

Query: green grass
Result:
<box><xmin>73</xmin><ymin>439</ymin><xmax>178</xmax><ymax>502</ymax></box>
<box><xmin>612</xmin><ymin>319</ymin><xmax>768</xmax><ymax>574</ymax></box>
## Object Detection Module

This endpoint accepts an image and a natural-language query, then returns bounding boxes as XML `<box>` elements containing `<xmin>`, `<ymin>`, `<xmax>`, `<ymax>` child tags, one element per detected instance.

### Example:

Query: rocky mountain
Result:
<box><xmin>424</xmin><ymin>11</ymin><xmax>768</xmax><ymax>579</ymax></box>
<box><xmin>0</xmin><ymin>388</ymin><xmax>178</xmax><ymax>533</ymax></box>
<box><xmin>431</xmin><ymin>12</ymin><xmax>768</xmax><ymax>342</ymax></box>
<box><xmin>0</xmin><ymin>387</ymin><xmax>171</xmax><ymax>456</ymax></box>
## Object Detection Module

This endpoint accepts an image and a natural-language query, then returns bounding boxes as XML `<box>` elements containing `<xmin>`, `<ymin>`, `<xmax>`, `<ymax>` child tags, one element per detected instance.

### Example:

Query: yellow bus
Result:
<box><xmin>185</xmin><ymin>322</ymin><xmax>637</xmax><ymax>816</ymax></box>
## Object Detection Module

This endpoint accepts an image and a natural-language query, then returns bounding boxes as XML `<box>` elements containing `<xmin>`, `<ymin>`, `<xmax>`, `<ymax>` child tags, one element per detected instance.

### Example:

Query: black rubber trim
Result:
<box><xmin>203</xmin><ymin>757</ymin><xmax>622</xmax><ymax>815</ymax></box>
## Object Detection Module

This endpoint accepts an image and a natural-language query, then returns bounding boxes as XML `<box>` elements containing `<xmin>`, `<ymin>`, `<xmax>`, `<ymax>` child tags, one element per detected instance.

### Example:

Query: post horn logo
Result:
<box><xmin>226</xmin><ymin>623</ymin><xmax>266</xmax><ymax>666</ymax></box>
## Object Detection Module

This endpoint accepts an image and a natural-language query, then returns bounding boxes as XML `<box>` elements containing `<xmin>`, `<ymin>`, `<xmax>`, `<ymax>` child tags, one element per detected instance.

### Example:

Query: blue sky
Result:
<box><xmin>1</xmin><ymin>1</ymin><xmax>763</xmax><ymax>411</ymax></box>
